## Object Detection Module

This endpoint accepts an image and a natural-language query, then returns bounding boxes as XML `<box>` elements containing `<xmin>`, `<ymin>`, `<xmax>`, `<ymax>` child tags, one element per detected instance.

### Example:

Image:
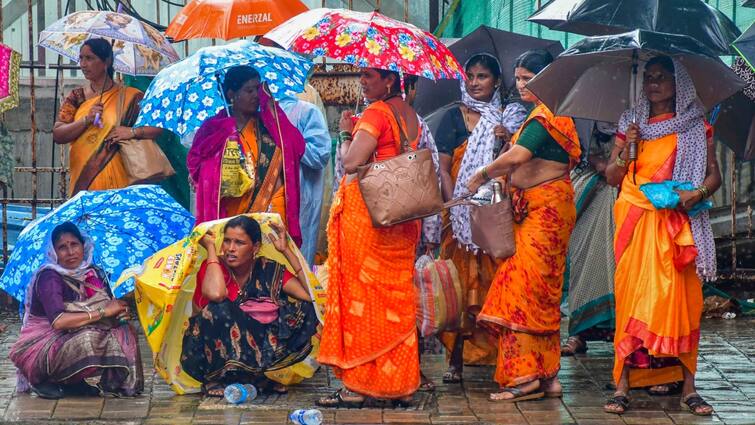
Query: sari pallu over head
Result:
<box><xmin>67</xmin><ymin>86</ymin><xmax>143</xmax><ymax>195</ymax></box>
<box><xmin>187</xmin><ymin>85</ymin><xmax>305</xmax><ymax>245</ymax></box>
<box><xmin>617</xmin><ymin>58</ymin><xmax>715</xmax><ymax>281</ymax></box>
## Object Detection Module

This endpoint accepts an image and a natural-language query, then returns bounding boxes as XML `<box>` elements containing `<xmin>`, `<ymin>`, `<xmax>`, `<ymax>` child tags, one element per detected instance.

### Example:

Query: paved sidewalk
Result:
<box><xmin>1</xmin><ymin>310</ymin><xmax>754</xmax><ymax>424</ymax></box>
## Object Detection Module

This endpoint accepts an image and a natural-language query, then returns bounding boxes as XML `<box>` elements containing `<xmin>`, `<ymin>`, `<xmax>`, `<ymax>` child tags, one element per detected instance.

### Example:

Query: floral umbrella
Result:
<box><xmin>39</xmin><ymin>11</ymin><xmax>180</xmax><ymax>76</ymax></box>
<box><xmin>264</xmin><ymin>8</ymin><xmax>464</xmax><ymax>81</ymax></box>
<box><xmin>0</xmin><ymin>43</ymin><xmax>20</xmax><ymax>114</ymax></box>
<box><xmin>135</xmin><ymin>40</ymin><xmax>312</xmax><ymax>137</ymax></box>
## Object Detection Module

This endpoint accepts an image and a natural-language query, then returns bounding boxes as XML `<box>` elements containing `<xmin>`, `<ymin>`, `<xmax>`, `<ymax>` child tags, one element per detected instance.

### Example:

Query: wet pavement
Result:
<box><xmin>0</xmin><ymin>309</ymin><xmax>754</xmax><ymax>424</ymax></box>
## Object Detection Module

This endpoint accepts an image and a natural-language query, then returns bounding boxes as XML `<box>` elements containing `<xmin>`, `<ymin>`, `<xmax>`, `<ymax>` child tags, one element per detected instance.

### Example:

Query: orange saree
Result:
<box><xmin>318</xmin><ymin>101</ymin><xmax>421</xmax><ymax>399</ymax></box>
<box><xmin>477</xmin><ymin>103</ymin><xmax>580</xmax><ymax>387</ymax></box>
<box><xmin>439</xmin><ymin>139</ymin><xmax>499</xmax><ymax>366</ymax></box>
<box><xmin>223</xmin><ymin>120</ymin><xmax>286</xmax><ymax>220</ymax></box>
<box><xmin>613</xmin><ymin>113</ymin><xmax>705</xmax><ymax>387</ymax></box>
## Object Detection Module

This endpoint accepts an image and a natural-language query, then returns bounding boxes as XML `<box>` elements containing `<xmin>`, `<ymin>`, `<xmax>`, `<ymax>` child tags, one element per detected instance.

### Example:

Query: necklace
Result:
<box><xmin>89</xmin><ymin>78</ymin><xmax>114</xmax><ymax>95</ymax></box>
<box><xmin>228</xmin><ymin>263</ymin><xmax>254</xmax><ymax>288</ymax></box>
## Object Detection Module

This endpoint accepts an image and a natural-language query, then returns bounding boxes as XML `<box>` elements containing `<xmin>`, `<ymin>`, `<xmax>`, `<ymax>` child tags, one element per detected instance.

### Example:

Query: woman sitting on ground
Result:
<box><xmin>9</xmin><ymin>222</ymin><xmax>143</xmax><ymax>399</ymax></box>
<box><xmin>180</xmin><ymin>216</ymin><xmax>317</xmax><ymax>397</ymax></box>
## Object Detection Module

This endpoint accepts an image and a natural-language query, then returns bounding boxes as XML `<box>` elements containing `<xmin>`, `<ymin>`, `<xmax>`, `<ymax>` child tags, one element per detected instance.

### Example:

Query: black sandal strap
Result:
<box><xmin>683</xmin><ymin>395</ymin><xmax>711</xmax><ymax>409</ymax></box>
<box><xmin>606</xmin><ymin>395</ymin><xmax>630</xmax><ymax>409</ymax></box>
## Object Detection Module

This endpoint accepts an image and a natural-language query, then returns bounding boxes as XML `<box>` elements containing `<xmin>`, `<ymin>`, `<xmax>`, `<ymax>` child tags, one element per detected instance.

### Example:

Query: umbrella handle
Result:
<box><xmin>628</xmin><ymin>50</ymin><xmax>639</xmax><ymax>163</ymax></box>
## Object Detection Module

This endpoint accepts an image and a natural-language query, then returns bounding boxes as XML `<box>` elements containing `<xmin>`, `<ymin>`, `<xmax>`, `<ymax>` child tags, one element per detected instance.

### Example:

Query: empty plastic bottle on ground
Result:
<box><xmin>289</xmin><ymin>409</ymin><xmax>323</xmax><ymax>425</ymax></box>
<box><xmin>223</xmin><ymin>383</ymin><xmax>257</xmax><ymax>404</ymax></box>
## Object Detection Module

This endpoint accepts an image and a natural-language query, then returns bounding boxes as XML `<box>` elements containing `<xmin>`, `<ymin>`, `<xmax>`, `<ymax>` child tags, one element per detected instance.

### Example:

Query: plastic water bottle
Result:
<box><xmin>289</xmin><ymin>409</ymin><xmax>323</xmax><ymax>425</ymax></box>
<box><xmin>223</xmin><ymin>383</ymin><xmax>257</xmax><ymax>404</ymax></box>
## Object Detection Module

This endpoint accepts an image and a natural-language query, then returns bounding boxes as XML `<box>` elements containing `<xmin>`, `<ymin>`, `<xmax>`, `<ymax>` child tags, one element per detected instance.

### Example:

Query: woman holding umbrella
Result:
<box><xmin>9</xmin><ymin>222</ymin><xmax>143</xmax><ymax>399</ymax></box>
<box><xmin>603</xmin><ymin>56</ymin><xmax>719</xmax><ymax>416</ymax></box>
<box><xmin>466</xmin><ymin>50</ymin><xmax>582</xmax><ymax>402</ymax></box>
<box><xmin>52</xmin><ymin>38</ymin><xmax>163</xmax><ymax>195</ymax></box>
<box><xmin>430</xmin><ymin>53</ymin><xmax>527</xmax><ymax>383</ymax></box>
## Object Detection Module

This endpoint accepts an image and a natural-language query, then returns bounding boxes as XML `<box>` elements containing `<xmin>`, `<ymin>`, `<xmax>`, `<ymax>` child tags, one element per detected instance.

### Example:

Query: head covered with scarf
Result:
<box><xmin>450</xmin><ymin>53</ymin><xmax>528</xmax><ymax>251</ymax></box>
<box><xmin>617</xmin><ymin>57</ymin><xmax>716</xmax><ymax>280</ymax></box>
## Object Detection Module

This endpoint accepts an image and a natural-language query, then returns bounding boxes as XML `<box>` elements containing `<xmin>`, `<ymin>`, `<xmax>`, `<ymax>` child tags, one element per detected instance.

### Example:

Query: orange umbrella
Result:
<box><xmin>166</xmin><ymin>0</ymin><xmax>309</xmax><ymax>41</ymax></box>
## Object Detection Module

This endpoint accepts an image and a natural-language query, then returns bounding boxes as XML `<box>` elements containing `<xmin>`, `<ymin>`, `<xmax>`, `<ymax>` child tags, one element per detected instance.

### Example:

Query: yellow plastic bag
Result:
<box><xmin>220</xmin><ymin>138</ymin><xmax>254</xmax><ymax>198</ymax></box>
<box><xmin>117</xmin><ymin>213</ymin><xmax>326</xmax><ymax>394</ymax></box>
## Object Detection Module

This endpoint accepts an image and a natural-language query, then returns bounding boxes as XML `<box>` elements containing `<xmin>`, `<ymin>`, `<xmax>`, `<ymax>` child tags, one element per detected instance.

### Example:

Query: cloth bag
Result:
<box><xmin>470</xmin><ymin>178</ymin><xmax>516</xmax><ymax>259</ymax></box>
<box><xmin>116</xmin><ymin>88</ymin><xmax>175</xmax><ymax>185</ymax></box>
<box><xmin>239</xmin><ymin>297</ymin><xmax>279</xmax><ymax>324</ymax></box>
<box><xmin>357</xmin><ymin>103</ymin><xmax>443</xmax><ymax>227</ymax></box>
<box><xmin>61</xmin><ymin>276</ymin><xmax>116</xmax><ymax>328</ymax></box>
<box><xmin>414</xmin><ymin>254</ymin><xmax>463</xmax><ymax>337</ymax></box>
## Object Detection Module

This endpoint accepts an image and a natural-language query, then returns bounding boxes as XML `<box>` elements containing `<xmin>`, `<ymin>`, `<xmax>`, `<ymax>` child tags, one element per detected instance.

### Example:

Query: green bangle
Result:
<box><xmin>481</xmin><ymin>166</ymin><xmax>490</xmax><ymax>181</ymax></box>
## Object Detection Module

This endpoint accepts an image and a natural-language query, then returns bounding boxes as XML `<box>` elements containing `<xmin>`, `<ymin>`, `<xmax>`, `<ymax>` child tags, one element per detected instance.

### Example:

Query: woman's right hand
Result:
<box><xmin>103</xmin><ymin>300</ymin><xmax>128</xmax><ymax>318</ymax></box>
<box><xmin>199</xmin><ymin>230</ymin><xmax>217</xmax><ymax>252</ymax></box>
<box><xmin>85</xmin><ymin>103</ymin><xmax>104</xmax><ymax>127</ymax></box>
<box><xmin>339</xmin><ymin>110</ymin><xmax>355</xmax><ymax>133</ymax></box>
<box><xmin>624</xmin><ymin>123</ymin><xmax>640</xmax><ymax>147</ymax></box>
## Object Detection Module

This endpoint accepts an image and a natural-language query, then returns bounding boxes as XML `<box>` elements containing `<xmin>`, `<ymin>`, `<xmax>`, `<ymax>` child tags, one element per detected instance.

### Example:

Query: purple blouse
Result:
<box><xmin>29</xmin><ymin>268</ymin><xmax>106</xmax><ymax>323</ymax></box>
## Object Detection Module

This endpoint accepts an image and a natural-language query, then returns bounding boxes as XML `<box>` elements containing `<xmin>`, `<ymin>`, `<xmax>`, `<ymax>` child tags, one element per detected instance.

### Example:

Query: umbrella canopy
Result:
<box><xmin>413</xmin><ymin>26</ymin><xmax>563</xmax><ymax>116</ymax></box>
<box><xmin>526</xmin><ymin>30</ymin><xmax>745</xmax><ymax>124</ymax></box>
<box><xmin>714</xmin><ymin>58</ymin><xmax>755</xmax><ymax>161</ymax></box>
<box><xmin>733</xmin><ymin>21</ymin><xmax>755</xmax><ymax>72</ymax></box>
<box><xmin>0</xmin><ymin>185</ymin><xmax>194</xmax><ymax>301</ymax></box>
<box><xmin>38</xmin><ymin>11</ymin><xmax>180</xmax><ymax>76</ymax></box>
<box><xmin>134</xmin><ymin>40</ymin><xmax>312</xmax><ymax>137</ymax></box>
<box><xmin>528</xmin><ymin>0</ymin><xmax>741</xmax><ymax>56</ymax></box>
<box><xmin>0</xmin><ymin>43</ymin><xmax>20</xmax><ymax>114</ymax></box>
<box><xmin>264</xmin><ymin>8</ymin><xmax>464</xmax><ymax>81</ymax></box>
<box><xmin>166</xmin><ymin>0</ymin><xmax>309</xmax><ymax>41</ymax></box>
<box><xmin>744</xmin><ymin>0</ymin><xmax>755</xmax><ymax>7</ymax></box>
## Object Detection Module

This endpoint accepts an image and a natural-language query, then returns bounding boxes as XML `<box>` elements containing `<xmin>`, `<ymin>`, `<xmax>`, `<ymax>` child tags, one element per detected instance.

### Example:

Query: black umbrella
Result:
<box><xmin>412</xmin><ymin>26</ymin><xmax>563</xmax><ymax>117</ymax></box>
<box><xmin>714</xmin><ymin>58</ymin><xmax>755</xmax><ymax>161</ymax></box>
<box><xmin>528</xmin><ymin>0</ymin><xmax>741</xmax><ymax>55</ymax></box>
<box><xmin>526</xmin><ymin>30</ymin><xmax>746</xmax><ymax>124</ymax></box>
<box><xmin>744</xmin><ymin>0</ymin><xmax>755</xmax><ymax>7</ymax></box>
<box><xmin>733</xmin><ymin>22</ymin><xmax>755</xmax><ymax>72</ymax></box>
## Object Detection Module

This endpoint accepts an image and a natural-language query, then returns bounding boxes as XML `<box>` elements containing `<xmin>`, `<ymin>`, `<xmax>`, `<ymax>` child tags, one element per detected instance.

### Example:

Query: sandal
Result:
<box><xmin>316</xmin><ymin>388</ymin><xmax>365</xmax><ymax>408</ymax></box>
<box><xmin>62</xmin><ymin>381</ymin><xmax>101</xmax><ymax>397</ymax></box>
<box><xmin>604</xmin><ymin>392</ymin><xmax>630</xmax><ymax>414</ymax></box>
<box><xmin>30</xmin><ymin>382</ymin><xmax>63</xmax><ymax>400</ymax></box>
<box><xmin>202</xmin><ymin>382</ymin><xmax>225</xmax><ymax>398</ymax></box>
<box><xmin>489</xmin><ymin>387</ymin><xmax>545</xmax><ymax>402</ymax></box>
<box><xmin>681</xmin><ymin>393</ymin><xmax>713</xmax><ymax>416</ymax></box>
<box><xmin>560</xmin><ymin>336</ymin><xmax>587</xmax><ymax>356</ymax></box>
<box><xmin>647</xmin><ymin>382</ymin><xmax>682</xmax><ymax>396</ymax></box>
<box><xmin>442</xmin><ymin>366</ymin><xmax>462</xmax><ymax>384</ymax></box>
<box><xmin>419</xmin><ymin>373</ymin><xmax>435</xmax><ymax>392</ymax></box>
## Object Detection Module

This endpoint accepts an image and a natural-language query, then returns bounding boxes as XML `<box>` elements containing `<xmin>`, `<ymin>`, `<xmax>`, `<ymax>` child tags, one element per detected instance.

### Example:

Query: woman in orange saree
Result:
<box><xmin>317</xmin><ymin>68</ymin><xmax>421</xmax><ymax>408</ymax></box>
<box><xmin>466</xmin><ymin>50</ymin><xmax>581</xmax><ymax>402</ymax></box>
<box><xmin>603</xmin><ymin>57</ymin><xmax>720</xmax><ymax>416</ymax></box>
<box><xmin>52</xmin><ymin>38</ymin><xmax>162</xmax><ymax>195</ymax></box>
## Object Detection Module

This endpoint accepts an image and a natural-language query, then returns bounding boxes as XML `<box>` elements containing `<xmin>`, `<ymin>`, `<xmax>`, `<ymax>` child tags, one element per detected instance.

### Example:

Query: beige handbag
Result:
<box><xmin>470</xmin><ymin>178</ymin><xmax>516</xmax><ymax>260</ymax></box>
<box><xmin>356</xmin><ymin>103</ymin><xmax>443</xmax><ymax>227</ymax></box>
<box><xmin>116</xmin><ymin>88</ymin><xmax>175</xmax><ymax>185</ymax></box>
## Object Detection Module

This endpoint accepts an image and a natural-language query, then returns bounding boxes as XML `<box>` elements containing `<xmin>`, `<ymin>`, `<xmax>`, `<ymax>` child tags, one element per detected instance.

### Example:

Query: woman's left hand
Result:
<box><xmin>105</xmin><ymin>126</ymin><xmax>134</xmax><ymax>146</ymax></box>
<box><xmin>467</xmin><ymin>168</ymin><xmax>488</xmax><ymax>194</ymax></box>
<box><xmin>268</xmin><ymin>222</ymin><xmax>289</xmax><ymax>253</ymax></box>
<box><xmin>494</xmin><ymin>125</ymin><xmax>511</xmax><ymax>142</ymax></box>
<box><xmin>677</xmin><ymin>190</ymin><xmax>703</xmax><ymax>211</ymax></box>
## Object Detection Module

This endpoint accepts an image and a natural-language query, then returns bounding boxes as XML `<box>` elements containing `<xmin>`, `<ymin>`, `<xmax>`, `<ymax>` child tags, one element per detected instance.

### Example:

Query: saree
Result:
<box><xmin>612</xmin><ymin>114</ymin><xmax>706</xmax><ymax>387</ymax></box>
<box><xmin>9</xmin><ymin>268</ymin><xmax>143</xmax><ymax>395</ymax></box>
<box><xmin>59</xmin><ymin>85</ymin><xmax>143</xmax><ymax>195</ymax></box>
<box><xmin>438</xmin><ymin>138</ymin><xmax>500</xmax><ymax>366</ymax></box>
<box><xmin>180</xmin><ymin>258</ymin><xmax>317</xmax><ymax>383</ymax></box>
<box><xmin>188</xmin><ymin>86</ymin><xmax>305</xmax><ymax>244</ymax></box>
<box><xmin>318</xmin><ymin>101</ymin><xmax>421</xmax><ymax>399</ymax></box>
<box><xmin>477</xmin><ymin>103</ymin><xmax>580</xmax><ymax>387</ymax></box>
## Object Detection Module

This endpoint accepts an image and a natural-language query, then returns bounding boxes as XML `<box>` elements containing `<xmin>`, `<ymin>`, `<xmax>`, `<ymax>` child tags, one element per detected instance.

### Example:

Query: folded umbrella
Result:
<box><xmin>413</xmin><ymin>26</ymin><xmax>564</xmax><ymax>116</ymax></box>
<box><xmin>0</xmin><ymin>185</ymin><xmax>194</xmax><ymax>301</ymax></box>
<box><xmin>134</xmin><ymin>39</ymin><xmax>312</xmax><ymax>137</ymax></box>
<box><xmin>526</xmin><ymin>30</ymin><xmax>746</xmax><ymax>124</ymax></box>
<box><xmin>528</xmin><ymin>0</ymin><xmax>741</xmax><ymax>55</ymax></box>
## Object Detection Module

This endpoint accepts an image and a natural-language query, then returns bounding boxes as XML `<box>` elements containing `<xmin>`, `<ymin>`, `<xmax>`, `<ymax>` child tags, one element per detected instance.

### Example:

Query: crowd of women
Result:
<box><xmin>8</xmin><ymin>29</ymin><xmax>720</xmax><ymax>418</ymax></box>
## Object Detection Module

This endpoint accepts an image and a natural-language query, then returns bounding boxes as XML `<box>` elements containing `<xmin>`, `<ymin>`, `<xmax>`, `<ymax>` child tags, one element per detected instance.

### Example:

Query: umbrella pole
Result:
<box><xmin>629</xmin><ymin>50</ymin><xmax>639</xmax><ymax>184</ymax></box>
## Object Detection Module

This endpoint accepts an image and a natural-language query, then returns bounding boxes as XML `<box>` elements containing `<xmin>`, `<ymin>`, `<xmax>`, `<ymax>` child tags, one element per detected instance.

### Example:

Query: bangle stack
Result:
<box><xmin>697</xmin><ymin>185</ymin><xmax>710</xmax><ymax>198</ymax></box>
<box><xmin>615</xmin><ymin>155</ymin><xmax>628</xmax><ymax>168</ymax></box>
<box><xmin>481</xmin><ymin>166</ymin><xmax>491</xmax><ymax>181</ymax></box>
<box><xmin>338</xmin><ymin>130</ymin><xmax>353</xmax><ymax>144</ymax></box>
<box><xmin>97</xmin><ymin>307</ymin><xmax>106</xmax><ymax>320</ymax></box>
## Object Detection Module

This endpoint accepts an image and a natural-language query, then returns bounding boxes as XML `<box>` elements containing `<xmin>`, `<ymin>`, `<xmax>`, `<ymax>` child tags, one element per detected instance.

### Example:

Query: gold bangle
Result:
<box><xmin>615</xmin><ymin>155</ymin><xmax>627</xmax><ymax>168</ymax></box>
<box><xmin>87</xmin><ymin>311</ymin><xmax>93</xmax><ymax>321</ymax></box>
<box><xmin>698</xmin><ymin>185</ymin><xmax>710</xmax><ymax>198</ymax></box>
<box><xmin>481</xmin><ymin>166</ymin><xmax>490</xmax><ymax>181</ymax></box>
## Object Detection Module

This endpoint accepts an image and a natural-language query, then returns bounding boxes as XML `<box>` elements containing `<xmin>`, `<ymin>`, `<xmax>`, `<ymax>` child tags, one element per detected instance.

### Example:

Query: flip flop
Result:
<box><xmin>489</xmin><ymin>387</ymin><xmax>545</xmax><ymax>402</ymax></box>
<box><xmin>316</xmin><ymin>388</ymin><xmax>365</xmax><ymax>409</ymax></box>
<box><xmin>604</xmin><ymin>393</ymin><xmax>630</xmax><ymax>414</ymax></box>
<box><xmin>442</xmin><ymin>367</ymin><xmax>462</xmax><ymax>384</ymax></box>
<box><xmin>681</xmin><ymin>393</ymin><xmax>713</xmax><ymax>416</ymax></box>
<box><xmin>202</xmin><ymin>382</ymin><xmax>225</xmax><ymax>398</ymax></box>
<box><xmin>560</xmin><ymin>336</ymin><xmax>587</xmax><ymax>356</ymax></box>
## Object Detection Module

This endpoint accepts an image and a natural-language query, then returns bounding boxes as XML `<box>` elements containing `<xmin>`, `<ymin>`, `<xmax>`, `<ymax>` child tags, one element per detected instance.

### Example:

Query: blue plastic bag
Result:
<box><xmin>639</xmin><ymin>180</ymin><xmax>713</xmax><ymax>217</ymax></box>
